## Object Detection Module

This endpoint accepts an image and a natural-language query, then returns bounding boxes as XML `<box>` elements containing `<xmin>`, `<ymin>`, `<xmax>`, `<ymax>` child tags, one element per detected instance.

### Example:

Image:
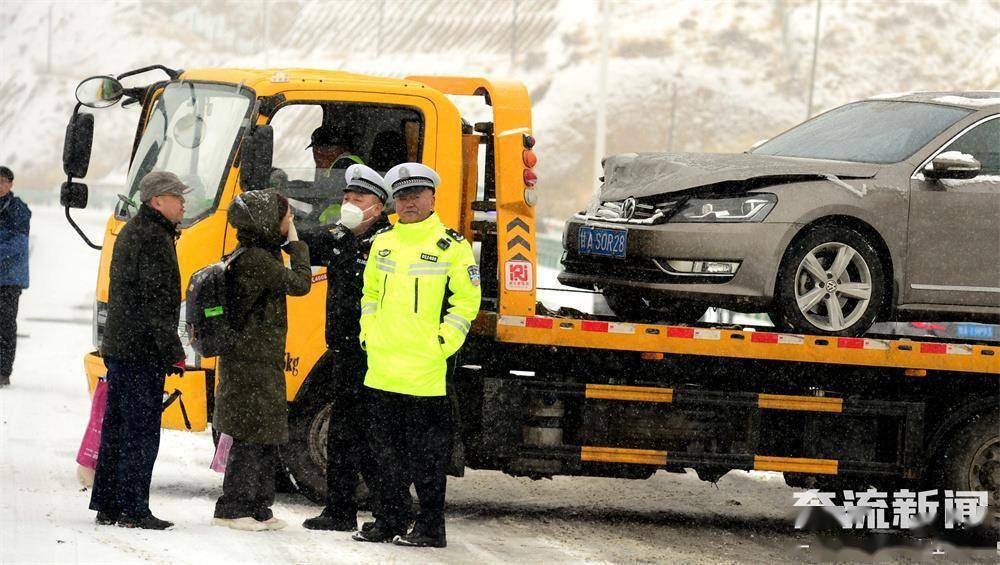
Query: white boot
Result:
<box><xmin>259</xmin><ymin>517</ymin><xmax>287</xmax><ymax>531</ymax></box>
<box><xmin>212</xmin><ymin>517</ymin><xmax>268</xmax><ymax>531</ymax></box>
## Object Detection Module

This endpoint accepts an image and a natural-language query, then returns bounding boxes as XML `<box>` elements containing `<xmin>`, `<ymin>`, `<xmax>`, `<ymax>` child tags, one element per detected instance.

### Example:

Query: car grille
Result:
<box><xmin>575</xmin><ymin>197</ymin><xmax>680</xmax><ymax>225</ymax></box>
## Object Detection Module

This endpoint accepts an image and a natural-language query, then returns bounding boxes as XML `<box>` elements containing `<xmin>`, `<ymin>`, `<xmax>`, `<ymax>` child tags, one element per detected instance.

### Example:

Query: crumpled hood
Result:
<box><xmin>600</xmin><ymin>152</ymin><xmax>881</xmax><ymax>200</ymax></box>
<box><xmin>228</xmin><ymin>189</ymin><xmax>284</xmax><ymax>247</ymax></box>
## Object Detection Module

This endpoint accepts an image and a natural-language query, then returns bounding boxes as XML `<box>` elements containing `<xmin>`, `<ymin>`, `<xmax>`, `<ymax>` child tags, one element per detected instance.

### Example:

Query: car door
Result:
<box><xmin>904</xmin><ymin>114</ymin><xmax>1000</xmax><ymax>307</ymax></box>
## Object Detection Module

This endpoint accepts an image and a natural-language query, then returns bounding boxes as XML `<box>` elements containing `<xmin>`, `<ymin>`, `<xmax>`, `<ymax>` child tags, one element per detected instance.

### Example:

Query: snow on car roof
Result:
<box><xmin>868</xmin><ymin>91</ymin><xmax>1000</xmax><ymax>109</ymax></box>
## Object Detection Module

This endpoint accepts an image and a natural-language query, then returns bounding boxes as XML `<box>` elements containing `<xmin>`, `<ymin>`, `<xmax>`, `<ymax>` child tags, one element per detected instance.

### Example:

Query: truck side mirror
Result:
<box><xmin>63</xmin><ymin>113</ymin><xmax>95</xmax><ymax>179</ymax></box>
<box><xmin>60</xmin><ymin>181</ymin><xmax>89</xmax><ymax>209</ymax></box>
<box><xmin>238</xmin><ymin>125</ymin><xmax>273</xmax><ymax>191</ymax></box>
<box><xmin>75</xmin><ymin>76</ymin><xmax>124</xmax><ymax>109</ymax></box>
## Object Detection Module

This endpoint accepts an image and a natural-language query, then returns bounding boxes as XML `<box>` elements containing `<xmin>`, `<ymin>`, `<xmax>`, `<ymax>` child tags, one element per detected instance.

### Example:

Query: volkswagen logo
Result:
<box><xmin>621</xmin><ymin>197</ymin><xmax>637</xmax><ymax>220</ymax></box>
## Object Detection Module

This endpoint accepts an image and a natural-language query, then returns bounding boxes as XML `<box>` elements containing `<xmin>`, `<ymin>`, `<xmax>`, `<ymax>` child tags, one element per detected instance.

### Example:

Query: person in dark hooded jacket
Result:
<box><xmin>212</xmin><ymin>189</ymin><xmax>311</xmax><ymax>532</ymax></box>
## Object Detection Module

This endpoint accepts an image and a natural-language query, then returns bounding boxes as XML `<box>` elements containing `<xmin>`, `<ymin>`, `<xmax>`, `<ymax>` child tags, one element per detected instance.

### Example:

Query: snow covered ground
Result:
<box><xmin>1</xmin><ymin>207</ymin><xmax>996</xmax><ymax>564</ymax></box>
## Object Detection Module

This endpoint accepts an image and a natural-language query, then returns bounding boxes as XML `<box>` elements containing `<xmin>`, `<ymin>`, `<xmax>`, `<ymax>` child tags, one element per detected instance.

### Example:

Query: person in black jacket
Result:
<box><xmin>301</xmin><ymin>164</ymin><xmax>391</xmax><ymax>532</ymax></box>
<box><xmin>90</xmin><ymin>171</ymin><xmax>190</xmax><ymax>530</ymax></box>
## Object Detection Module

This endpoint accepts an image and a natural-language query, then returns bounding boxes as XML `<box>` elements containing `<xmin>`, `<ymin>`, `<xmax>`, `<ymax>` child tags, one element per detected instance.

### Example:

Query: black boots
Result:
<box><xmin>117</xmin><ymin>514</ymin><xmax>174</xmax><ymax>530</ymax></box>
<box><xmin>392</xmin><ymin>525</ymin><xmax>447</xmax><ymax>548</ymax></box>
<box><xmin>351</xmin><ymin>521</ymin><xmax>406</xmax><ymax>543</ymax></box>
<box><xmin>302</xmin><ymin>514</ymin><xmax>358</xmax><ymax>531</ymax></box>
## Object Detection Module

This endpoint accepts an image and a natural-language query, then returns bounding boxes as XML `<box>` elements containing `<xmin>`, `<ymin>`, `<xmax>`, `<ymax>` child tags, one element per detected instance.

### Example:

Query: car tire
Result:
<box><xmin>773</xmin><ymin>225</ymin><xmax>885</xmax><ymax>336</ymax></box>
<box><xmin>603</xmin><ymin>290</ymin><xmax>705</xmax><ymax>324</ymax></box>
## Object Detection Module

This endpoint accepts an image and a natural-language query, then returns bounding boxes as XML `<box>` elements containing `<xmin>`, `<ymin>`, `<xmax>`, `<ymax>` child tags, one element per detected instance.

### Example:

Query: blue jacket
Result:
<box><xmin>0</xmin><ymin>193</ymin><xmax>30</xmax><ymax>288</ymax></box>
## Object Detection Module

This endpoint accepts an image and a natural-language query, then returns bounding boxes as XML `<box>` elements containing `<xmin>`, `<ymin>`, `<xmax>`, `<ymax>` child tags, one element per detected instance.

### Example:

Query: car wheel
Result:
<box><xmin>774</xmin><ymin>225</ymin><xmax>885</xmax><ymax>336</ymax></box>
<box><xmin>603</xmin><ymin>290</ymin><xmax>705</xmax><ymax>324</ymax></box>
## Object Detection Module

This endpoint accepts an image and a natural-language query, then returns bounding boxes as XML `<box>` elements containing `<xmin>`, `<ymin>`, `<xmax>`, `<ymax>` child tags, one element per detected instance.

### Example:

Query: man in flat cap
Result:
<box><xmin>300</xmin><ymin>164</ymin><xmax>392</xmax><ymax>532</ymax></box>
<box><xmin>90</xmin><ymin>170</ymin><xmax>190</xmax><ymax>530</ymax></box>
<box><xmin>353</xmin><ymin>163</ymin><xmax>481</xmax><ymax>548</ymax></box>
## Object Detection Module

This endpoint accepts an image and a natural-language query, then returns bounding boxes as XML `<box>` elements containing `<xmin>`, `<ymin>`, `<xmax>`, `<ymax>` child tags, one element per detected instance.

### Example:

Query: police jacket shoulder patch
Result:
<box><xmin>444</xmin><ymin>228</ymin><xmax>465</xmax><ymax>241</ymax></box>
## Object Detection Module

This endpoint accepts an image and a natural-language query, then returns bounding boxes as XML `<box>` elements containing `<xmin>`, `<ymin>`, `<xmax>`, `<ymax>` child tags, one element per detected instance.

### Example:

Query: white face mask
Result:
<box><xmin>338</xmin><ymin>202</ymin><xmax>378</xmax><ymax>229</ymax></box>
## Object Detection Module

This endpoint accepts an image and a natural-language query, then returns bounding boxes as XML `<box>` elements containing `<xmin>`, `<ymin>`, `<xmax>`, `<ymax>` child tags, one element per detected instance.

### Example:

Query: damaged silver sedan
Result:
<box><xmin>559</xmin><ymin>92</ymin><xmax>1000</xmax><ymax>336</ymax></box>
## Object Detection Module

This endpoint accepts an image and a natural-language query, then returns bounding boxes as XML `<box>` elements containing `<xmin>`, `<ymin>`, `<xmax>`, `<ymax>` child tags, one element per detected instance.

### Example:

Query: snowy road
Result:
<box><xmin>1</xmin><ymin>207</ymin><xmax>995</xmax><ymax>564</ymax></box>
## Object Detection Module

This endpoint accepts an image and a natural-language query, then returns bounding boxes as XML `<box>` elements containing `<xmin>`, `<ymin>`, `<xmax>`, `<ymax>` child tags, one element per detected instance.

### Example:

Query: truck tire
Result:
<box><xmin>938</xmin><ymin>410</ymin><xmax>999</xmax><ymax>537</ymax></box>
<box><xmin>284</xmin><ymin>400</ymin><xmax>333</xmax><ymax>503</ymax></box>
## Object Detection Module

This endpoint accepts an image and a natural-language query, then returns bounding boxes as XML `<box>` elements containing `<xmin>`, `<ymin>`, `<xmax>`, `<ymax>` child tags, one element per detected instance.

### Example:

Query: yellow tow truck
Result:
<box><xmin>61</xmin><ymin>65</ymin><xmax>998</xmax><ymax>533</ymax></box>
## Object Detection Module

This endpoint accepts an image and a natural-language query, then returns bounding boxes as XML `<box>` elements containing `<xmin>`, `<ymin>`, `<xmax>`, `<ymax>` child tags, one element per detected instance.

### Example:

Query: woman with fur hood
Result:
<box><xmin>212</xmin><ymin>189</ymin><xmax>311</xmax><ymax>531</ymax></box>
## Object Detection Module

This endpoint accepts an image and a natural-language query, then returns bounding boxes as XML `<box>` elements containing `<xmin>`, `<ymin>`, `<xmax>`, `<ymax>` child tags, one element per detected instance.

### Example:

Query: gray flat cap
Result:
<box><xmin>138</xmin><ymin>171</ymin><xmax>192</xmax><ymax>203</ymax></box>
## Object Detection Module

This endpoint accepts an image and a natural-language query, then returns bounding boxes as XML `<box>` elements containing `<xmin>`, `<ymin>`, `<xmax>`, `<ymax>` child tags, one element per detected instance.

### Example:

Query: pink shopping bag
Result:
<box><xmin>76</xmin><ymin>378</ymin><xmax>109</xmax><ymax>469</ymax></box>
<box><xmin>210</xmin><ymin>433</ymin><xmax>233</xmax><ymax>473</ymax></box>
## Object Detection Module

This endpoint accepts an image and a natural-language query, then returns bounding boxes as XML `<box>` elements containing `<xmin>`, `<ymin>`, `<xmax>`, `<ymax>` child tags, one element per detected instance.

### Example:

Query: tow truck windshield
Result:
<box><xmin>119</xmin><ymin>81</ymin><xmax>253</xmax><ymax>225</ymax></box>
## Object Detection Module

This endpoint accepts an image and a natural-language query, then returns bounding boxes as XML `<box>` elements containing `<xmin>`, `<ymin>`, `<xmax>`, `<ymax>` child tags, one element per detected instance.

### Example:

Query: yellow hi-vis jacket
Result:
<box><xmin>360</xmin><ymin>212</ymin><xmax>482</xmax><ymax>397</ymax></box>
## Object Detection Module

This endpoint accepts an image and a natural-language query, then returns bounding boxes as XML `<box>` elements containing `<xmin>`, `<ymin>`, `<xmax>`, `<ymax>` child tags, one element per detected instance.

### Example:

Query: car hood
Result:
<box><xmin>600</xmin><ymin>152</ymin><xmax>881</xmax><ymax>200</ymax></box>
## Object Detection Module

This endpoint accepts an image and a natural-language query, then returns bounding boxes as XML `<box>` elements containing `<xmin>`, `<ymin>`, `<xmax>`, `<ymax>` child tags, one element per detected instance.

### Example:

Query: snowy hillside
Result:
<box><xmin>2</xmin><ymin>0</ymin><xmax>998</xmax><ymax>221</ymax></box>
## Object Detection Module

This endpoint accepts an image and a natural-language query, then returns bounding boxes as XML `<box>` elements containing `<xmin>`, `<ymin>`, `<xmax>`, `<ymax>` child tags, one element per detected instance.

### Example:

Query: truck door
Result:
<box><xmin>262</xmin><ymin>90</ymin><xmax>437</xmax><ymax>397</ymax></box>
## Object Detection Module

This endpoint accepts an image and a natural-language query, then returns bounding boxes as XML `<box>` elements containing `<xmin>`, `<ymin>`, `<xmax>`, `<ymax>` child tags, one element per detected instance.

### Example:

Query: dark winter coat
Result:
<box><xmin>300</xmin><ymin>216</ymin><xmax>390</xmax><ymax>352</ymax></box>
<box><xmin>0</xmin><ymin>193</ymin><xmax>31</xmax><ymax>288</ymax></box>
<box><xmin>100</xmin><ymin>204</ymin><xmax>184</xmax><ymax>365</ymax></box>
<box><xmin>213</xmin><ymin>190</ymin><xmax>311</xmax><ymax>445</ymax></box>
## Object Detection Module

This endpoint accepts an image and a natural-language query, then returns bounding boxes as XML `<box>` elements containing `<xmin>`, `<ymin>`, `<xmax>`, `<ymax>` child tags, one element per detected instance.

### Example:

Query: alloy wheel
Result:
<box><xmin>793</xmin><ymin>242</ymin><xmax>873</xmax><ymax>332</ymax></box>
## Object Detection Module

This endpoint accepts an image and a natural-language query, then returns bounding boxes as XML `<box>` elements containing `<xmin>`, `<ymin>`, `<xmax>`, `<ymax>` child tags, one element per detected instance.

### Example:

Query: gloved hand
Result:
<box><xmin>286</xmin><ymin>217</ymin><xmax>299</xmax><ymax>243</ymax></box>
<box><xmin>166</xmin><ymin>362</ymin><xmax>185</xmax><ymax>377</ymax></box>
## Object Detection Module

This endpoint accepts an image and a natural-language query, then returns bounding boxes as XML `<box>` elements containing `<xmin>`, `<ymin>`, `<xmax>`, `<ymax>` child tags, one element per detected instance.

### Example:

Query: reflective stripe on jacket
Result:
<box><xmin>360</xmin><ymin>212</ymin><xmax>481</xmax><ymax>397</ymax></box>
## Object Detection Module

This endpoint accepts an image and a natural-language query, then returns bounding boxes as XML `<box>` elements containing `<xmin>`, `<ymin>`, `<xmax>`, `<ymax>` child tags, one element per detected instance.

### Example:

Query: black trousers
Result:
<box><xmin>89</xmin><ymin>357</ymin><xmax>165</xmax><ymax>519</ymax></box>
<box><xmin>364</xmin><ymin>386</ymin><xmax>452</xmax><ymax>535</ymax></box>
<box><xmin>324</xmin><ymin>348</ymin><xmax>381</xmax><ymax>520</ymax></box>
<box><xmin>214</xmin><ymin>439</ymin><xmax>279</xmax><ymax>520</ymax></box>
<box><xmin>0</xmin><ymin>286</ymin><xmax>21</xmax><ymax>379</ymax></box>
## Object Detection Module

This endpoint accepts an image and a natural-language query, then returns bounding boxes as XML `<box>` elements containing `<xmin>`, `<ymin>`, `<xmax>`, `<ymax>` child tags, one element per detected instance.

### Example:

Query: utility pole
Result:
<box><xmin>666</xmin><ymin>82</ymin><xmax>677</xmax><ymax>152</ymax></box>
<box><xmin>592</xmin><ymin>0</ymin><xmax>610</xmax><ymax>197</ymax></box>
<box><xmin>511</xmin><ymin>0</ymin><xmax>519</xmax><ymax>69</ymax></box>
<box><xmin>377</xmin><ymin>0</ymin><xmax>385</xmax><ymax>57</ymax></box>
<box><xmin>262</xmin><ymin>1</ymin><xmax>269</xmax><ymax>68</ymax></box>
<box><xmin>46</xmin><ymin>3</ymin><xmax>52</xmax><ymax>73</ymax></box>
<box><xmin>806</xmin><ymin>0</ymin><xmax>822</xmax><ymax>119</ymax></box>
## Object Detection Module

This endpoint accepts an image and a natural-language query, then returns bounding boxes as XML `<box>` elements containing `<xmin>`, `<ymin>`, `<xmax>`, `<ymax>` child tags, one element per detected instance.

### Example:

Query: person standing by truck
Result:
<box><xmin>300</xmin><ymin>164</ymin><xmax>392</xmax><ymax>532</ymax></box>
<box><xmin>352</xmin><ymin>163</ymin><xmax>481</xmax><ymax>548</ymax></box>
<box><xmin>90</xmin><ymin>171</ymin><xmax>189</xmax><ymax>530</ymax></box>
<box><xmin>0</xmin><ymin>166</ymin><xmax>29</xmax><ymax>388</ymax></box>
<box><xmin>212</xmin><ymin>190</ymin><xmax>311</xmax><ymax>531</ymax></box>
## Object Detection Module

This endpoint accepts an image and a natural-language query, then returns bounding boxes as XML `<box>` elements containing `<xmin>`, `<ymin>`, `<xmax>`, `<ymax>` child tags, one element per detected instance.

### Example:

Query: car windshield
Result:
<box><xmin>121</xmin><ymin>81</ymin><xmax>253</xmax><ymax>225</ymax></box>
<box><xmin>751</xmin><ymin>101</ymin><xmax>972</xmax><ymax>164</ymax></box>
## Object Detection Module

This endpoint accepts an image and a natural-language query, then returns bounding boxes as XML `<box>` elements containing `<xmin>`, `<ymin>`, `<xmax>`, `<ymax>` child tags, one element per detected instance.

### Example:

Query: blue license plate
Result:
<box><xmin>578</xmin><ymin>226</ymin><xmax>627</xmax><ymax>258</ymax></box>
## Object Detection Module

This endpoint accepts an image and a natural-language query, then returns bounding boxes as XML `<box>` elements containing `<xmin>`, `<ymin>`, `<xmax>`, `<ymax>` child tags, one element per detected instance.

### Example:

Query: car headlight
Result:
<box><xmin>670</xmin><ymin>194</ymin><xmax>777</xmax><ymax>223</ymax></box>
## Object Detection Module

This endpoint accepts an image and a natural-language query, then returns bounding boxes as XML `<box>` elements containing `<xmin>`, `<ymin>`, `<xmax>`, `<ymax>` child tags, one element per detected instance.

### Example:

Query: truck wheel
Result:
<box><xmin>603</xmin><ymin>290</ymin><xmax>704</xmax><ymax>324</ymax></box>
<box><xmin>938</xmin><ymin>410</ymin><xmax>999</xmax><ymax>536</ymax></box>
<box><xmin>284</xmin><ymin>401</ymin><xmax>333</xmax><ymax>504</ymax></box>
<box><xmin>773</xmin><ymin>225</ymin><xmax>885</xmax><ymax>336</ymax></box>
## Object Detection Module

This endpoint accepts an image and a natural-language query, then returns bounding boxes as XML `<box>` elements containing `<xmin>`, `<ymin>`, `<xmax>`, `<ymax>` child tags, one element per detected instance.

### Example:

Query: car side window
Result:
<box><xmin>943</xmin><ymin>117</ymin><xmax>1000</xmax><ymax>176</ymax></box>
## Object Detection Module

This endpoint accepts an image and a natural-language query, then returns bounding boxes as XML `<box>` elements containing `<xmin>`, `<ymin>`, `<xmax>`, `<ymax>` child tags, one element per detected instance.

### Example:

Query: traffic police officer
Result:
<box><xmin>352</xmin><ymin>163</ymin><xmax>481</xmax><ymax>548</ymax></box>
<box><xmin>300</xmin><ymin>164</ymin><xmax>391</xmax><ymax>532</ymax></box>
